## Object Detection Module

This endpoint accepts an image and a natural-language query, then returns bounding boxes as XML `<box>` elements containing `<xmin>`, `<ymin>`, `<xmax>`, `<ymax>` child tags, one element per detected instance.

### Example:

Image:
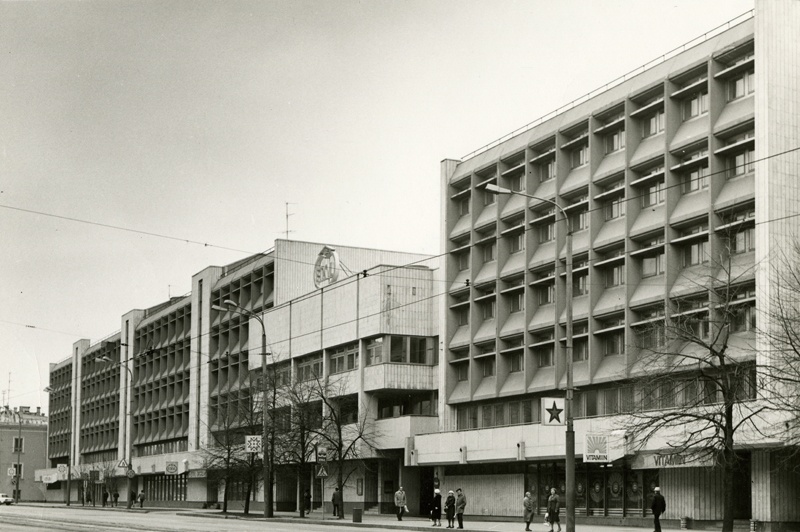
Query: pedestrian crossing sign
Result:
<box><xmin>118</xmin><ymin>459</ymin><xmax>128</xmax><ymax>469</ymax></box>
<box><xmin>316</xmin><ymin>464</ymin><xmax>328</xmax><ymax>478</ymax></box>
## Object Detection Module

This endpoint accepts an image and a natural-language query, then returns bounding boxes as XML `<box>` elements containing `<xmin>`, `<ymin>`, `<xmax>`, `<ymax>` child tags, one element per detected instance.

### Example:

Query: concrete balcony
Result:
<box><xmin>363</xmin><ymin>363</ymin><xmax>438</xmax><ymax>392</ymax></box>
<box><xmin>374</xmin><ymin>415</ymin><xmax>439</xmax><ymax>449</ymax></box>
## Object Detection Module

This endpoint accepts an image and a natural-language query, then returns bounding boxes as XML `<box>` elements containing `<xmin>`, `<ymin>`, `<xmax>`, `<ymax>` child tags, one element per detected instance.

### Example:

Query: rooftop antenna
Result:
<box><xmin>285</xmin><ymin>202</ymin><xmax>296</xmax><ymax>240</ymax></box>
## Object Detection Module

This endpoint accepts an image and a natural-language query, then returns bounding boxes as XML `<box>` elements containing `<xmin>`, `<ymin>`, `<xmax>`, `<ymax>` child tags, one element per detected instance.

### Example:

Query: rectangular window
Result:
<box><xmin>571</xmin><ymin>145</ymin><xmax>588</xmax><ymax>168</ymax></box>
<box><xmin>728</xmin><ymin>149</ymin><xmax>755</xmax><ymax>178</ymax></box>
<box><xmin>510</xmin><ymin>232</ymin><xmax>524</xmax><ymax>254</ymax></box>
<box><xmin>540</xmin><ymin>160</ymin><xmax>555</xmax><ymax>182</ymax></box>
<box><xmin>683</xmin><ymin>241</ymin><xmax>708</xmax><ymax>266</ymax></box>
<box><xmin>570</xmin><ymin>210</ymin><xmax>588</xmax><ymax>231</ymax></box>
<box><xmin>538</xmin><ymin>223</ymin><xmax>555</xmax><ymax>243</ymax></box>
<box><xmin>457</xmin><ymin>197</ymin><xmax>470</xmax><ymax>216</ymax></box>
<box><xmin>457</xmin><ymin>252</ymin><xmax>470</xmax><ymax>271</ymax></box>
<box><xmin>606</xmin><ymin>265</ymin><xmax>625</xmax><ymax>287</ymax></box>
<box><xmin>641</xmin><ymin>182</ymin><xmax>665</xmax><ymax>207</ymax></box>
<box><xmin>573</xmin><ymin>273</ymin><xmax>588</xmax><ymax>296</ymax></box>
<box><xmin>681</xmin><ymin>166</ymin><xmax>709</xmax><ymax>193</ymax></box>
<box><xmin>483</xmin><ymin>357</ymin><xmax>496</xmax><ymax>377</ymax></box>
<box><xmin>366</xmin><ymin>337</ymin><xmax>384</xmax><ymax>365</ymax></box>
<box><xmin>12</xmin><ymin>463</ymin><xmax>22</xmax><ymax>479</ymax></box>
<box><xmin>606</xmin><ymin>130</ymin><xmax>626</xmax><ymax>154</ymax></box>
<box><xmin>683</xmin><ymin>91</ymin><xmax>709</xmax><ymax>120</ymax></box>
<box><xmin>409</xmin><ymin>337</ymin><xmax>429</xmax><ymax>364</ymax></box>
<box><xmin>538</xmin><ymin>284</ymin><xmax>555</xmax><ymax>305</ymax></box>
<box><xmin>731</xmin><ymin>303</ymin><xmax>757</xmax><ymax>332</ymax></box>
<box><xmin>643</xmin><ymin>110</ymin><xmax>665</xmax><ymax>138</ymax></box>
<box><xmin>12</xmin><ymin>437</ymin><xmax>23</xmax><ymax>453</ymax></box>
<box><xmin>456</xmin><ymin>308</ymin><xmax>469</xmax><ymax>326</ymax></box>
<box><xmin>605</xmin><ymin>196</ymin><xmax>625</xmax><ymax>220</ymax></box>
<box><xmin>456</xmin><ymin>363</ymin><xmax>469</xmax><ymax>382</ymax></box>
<box><xmin>573</xmin><ymin>337</ymin><xmax>588</xmax><ymax>362</ymax></box>
<box><xmin>482</xmin><ymin>405</ymin><xmax>494</xmax><ymax>427</ymax></box>
<box><xmin>538</xmin><ymin>345</ymin><xmax>554</xmax><ymax>367</ymax></box>
<box><xmin>604</xmin><ymin>331</ymin><xmax>624</xmax><ymax>356</ymax></box>
<box><xmin>483</xmin><ymin>242</ymin><xmax>497</xmax><ymax>262</ymax></box>
<box><xmin>482</xmin><ymin>300</ymin><xmax>496</xmax><ymax>320</ymax></box>
<box><xmin>510</xmin><ymin>174</ymin><xmax>525</xmax><ymax>192</ymax></box>
<box><xmin>330</xmin><ymin>343</ymin><xmax>359</xmax><ymax>374</ymax></box>
<box><xmin>642</xmin><ymin>253</ymin><xmax>665</xmax><ymax>277</ymax></box>
<box><xmin>509</xmin><ymin>401</ymin><xmax>520</xmax><ymax>424</ymax></box>
<box><xmin>510</xmin><ymin>352</ymin><xmax>523</xmax><ymax>372</ymax></box>
<box><xmin>729</xmin><ymin>70</ymin><xmax>754</xmax><ymax>100</ymax></box>
<box><xmin>729</xmin><ymin>227</ymin><xmax>755</xmax><ymax>254</ymax></box>
<box><xmin>495</xmin><ymin>404</ymin><xmax>506</xmax><ymax>426</ymax></box>
<box><xmin>510</xmin><ymin>292</ymin><xmax>524</xmax><ymax>313</ymax></box>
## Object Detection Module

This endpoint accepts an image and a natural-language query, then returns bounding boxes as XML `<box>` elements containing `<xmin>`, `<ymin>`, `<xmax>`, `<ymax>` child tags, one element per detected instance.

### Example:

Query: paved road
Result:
<box><xmin>2</xmin><ymin>504</ymin><xmax>670</xmax><ymax>532</ymax></box>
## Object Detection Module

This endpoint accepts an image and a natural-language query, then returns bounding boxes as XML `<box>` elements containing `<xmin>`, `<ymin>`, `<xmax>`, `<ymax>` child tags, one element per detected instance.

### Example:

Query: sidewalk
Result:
<box><xmin>177</xmin><ymin>508</ymin><xmax>674</xmax><ymax>532</ymax></box>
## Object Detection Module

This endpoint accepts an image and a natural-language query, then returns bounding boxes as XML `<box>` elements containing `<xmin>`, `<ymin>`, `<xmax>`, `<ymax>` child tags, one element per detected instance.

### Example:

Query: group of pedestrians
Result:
<box><xmin>394</xmin><ymin>486</ymin><xmax>466</xmax><ymax>529</ymax></box>
<box><xmin>521</xmin><ymin>486</ymin><xmax>666</xmax><ymax>532</ymax></box>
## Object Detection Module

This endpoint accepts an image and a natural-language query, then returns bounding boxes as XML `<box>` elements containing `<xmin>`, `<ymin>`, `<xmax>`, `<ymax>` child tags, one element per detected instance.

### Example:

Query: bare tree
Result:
<box><xmin>305</xmin><ymin>373</ymin><xmax>381</xmax><ymax>518</ymax></box>
<box><xmin>274</xmin><ymin>371</ymin><xmax>321</xmax><ymax>518</ymax></box>
<box><xmin>623</xmin><ymin>230</ymin><xmax>766</xmax><ymax>532</ymax></box>
<box><xmin>203</xmin><ymin>379</ymin><xmax>263</xmax><ymax>514</ymax></box>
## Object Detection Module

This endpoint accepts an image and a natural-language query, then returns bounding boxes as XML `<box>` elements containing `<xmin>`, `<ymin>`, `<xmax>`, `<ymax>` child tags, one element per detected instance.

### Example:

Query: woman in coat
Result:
<box><xmin>431</xmin><ymin>488</ymin><xmax>442</xmax><ymax>526</ymax></box>
<box><xmin>546</xmin><ymin>488</ymin><xmax>561</xmax><ymax>532</ymax></box>
<box><xmin>523</xmin><ymin>491</ymin><xmax>534</xmax><ymax>531</ymax></box>
<box><xmin>444</xmin><ymin>490</ymin><xmax>456</xmax><ymax>529</ymax></box>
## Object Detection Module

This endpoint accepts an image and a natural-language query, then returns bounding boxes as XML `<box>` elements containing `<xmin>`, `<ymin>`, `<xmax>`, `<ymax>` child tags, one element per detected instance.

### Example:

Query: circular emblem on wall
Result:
<box><xmin>559</xmin><ymin>481</ymin><xmax>566</xmax><ymax>494</ymax></box>
<box><xmin>313</xmin><ymin>246</ymin><xmax>340</xmax><ymax>288</ymax></box>
<box><xmin>590</xmin><ymin>480</ymin><xmax>603</xmax><ymax>503</ymax></box>
<box><xmin>627</xmin><ymin>480</ymin><xmax>640</xmax><ymax>501</ymax></box>
<box><xmin>609</xmin><ymin>473</ymin><xmax>623</xmax><ymax>498</ymax></box>
<box><xmin>576</xmin><ymin>482</ymin><xmax>585</xmax><ymax>496</ymax></box>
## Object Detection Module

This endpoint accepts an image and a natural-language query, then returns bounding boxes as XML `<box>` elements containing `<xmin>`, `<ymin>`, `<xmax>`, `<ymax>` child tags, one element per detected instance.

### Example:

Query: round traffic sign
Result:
<box><xmin>126</xmin><ymin>470</ymin><xmax>135</xmax><ymax>479</ymax></box>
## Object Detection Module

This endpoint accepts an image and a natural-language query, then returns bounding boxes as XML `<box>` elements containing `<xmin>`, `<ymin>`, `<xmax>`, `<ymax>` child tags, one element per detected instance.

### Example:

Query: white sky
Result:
<box><xmin>0</xmin><ymin>0</ymin><xmax>753</xmax><ymax>412</ymax></box>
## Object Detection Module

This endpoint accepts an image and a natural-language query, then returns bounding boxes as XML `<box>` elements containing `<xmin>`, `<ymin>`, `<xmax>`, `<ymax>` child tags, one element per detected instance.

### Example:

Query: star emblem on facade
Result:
<box><xmin>546</xmin><ymin>401</ymin><xmax>563</xmax><ymax>423</ymax></box>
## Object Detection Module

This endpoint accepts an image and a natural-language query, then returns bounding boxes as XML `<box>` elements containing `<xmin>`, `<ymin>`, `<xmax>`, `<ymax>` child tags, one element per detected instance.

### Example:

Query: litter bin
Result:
<box><xmin>352</xmin><ymin>508</ymin><xmax>362</xmax><ymax>523</ymax></box>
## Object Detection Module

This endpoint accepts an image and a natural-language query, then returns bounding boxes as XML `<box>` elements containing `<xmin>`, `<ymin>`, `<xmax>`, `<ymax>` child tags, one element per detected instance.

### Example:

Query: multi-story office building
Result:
<box><xmin>0</xmin><ymin>406</ymin><xmax>48</xmax><ymax>502</ymax></box>
<box><xmin>41</xmin><ymin>239</ymin><xmax>438</xmax><ymax>509</ymax></box>
<box><xmin>420</xmin><ymin>2</ymin><xmax>800</xmax><ymax>530</ymax></box>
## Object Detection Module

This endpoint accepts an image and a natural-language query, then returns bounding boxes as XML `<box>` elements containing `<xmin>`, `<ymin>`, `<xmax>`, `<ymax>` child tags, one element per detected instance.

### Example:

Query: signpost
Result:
<box><xmin>57</xmin><ymin>464</ymin><xmax>68</xmax><ymax>481</ymax></box>
<box><xmin>244</xmin><ymin>435</ymin><xmax>262</xmax><ymax>454</ymax></box>
<box><xmin>7</xmin><ymin>467</ymin><xmax>15</xmax><ymax>477</ymax></box>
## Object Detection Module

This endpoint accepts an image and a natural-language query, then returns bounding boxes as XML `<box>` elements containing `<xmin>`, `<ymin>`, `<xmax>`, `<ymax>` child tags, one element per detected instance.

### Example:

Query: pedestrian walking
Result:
<box><xmin>102</xmin><ymin>490</ymin><xmax>109</xmax><ymax>507</ymax></box>
<box><xmin>546</xmin><ymin>488</ymin><xmax>561</xmax><ymax>532</ymax></box>
<box><xmin>112</xmin><ymin>490</ymin><xmax>119</xmax><ymax>507</ymax></box>
<box><xmin>431</xmin><ymin>488</ymin><xmax>442</xmax><ymax>527</ymax></box>
<box><xmin>523</xmin><ymin>491</ymin><xmax>534</xmax><ymax>531</ymax></box>
<box><xmin>332</xmin><ymin>487</ymin><xmax>342</xmax><ymax>518</ymax></box>
<box><xmin>395</xmin><ymin>486</ymin><xmax>407</xmax><ymax>521</ymax></box>
<box><xmin>303</xmin><ymin>490</ymin><xmax>312</xmax><ymax>514</ymax></box>
<box><xmin>444</xmin><ymin>490</ymin><xmax>456</xmax><ymax>529</ymax></box>
<box><xmin>455</xmin><ymin>488</ymin><xmax>467</xmax><ymax>529</ymax></box>
<box><xmin>137</xmin><ymin>489</ymin><xmax>146</xmax><ymax>509</ymax></box>
<box><xmin>651</xmin><ymin>487</ymin><xmax>666</xmax><ymax>532</ymax></box>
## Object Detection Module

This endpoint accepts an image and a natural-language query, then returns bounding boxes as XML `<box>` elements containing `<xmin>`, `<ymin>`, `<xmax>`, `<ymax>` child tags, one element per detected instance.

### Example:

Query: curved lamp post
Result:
<box><xmin>95</xmin><ymin>354</ymin><xmax>136</xmax><ymax>509</ymax></box>
<box><xmin>485</xmin><ymin>183</ymin><xmax>575</xmax><ymax>532</ymax></box>
<box><xmin>211</xmin><ymin>300</ymin><xmax>273</xmax><ymax>518</ymax></box>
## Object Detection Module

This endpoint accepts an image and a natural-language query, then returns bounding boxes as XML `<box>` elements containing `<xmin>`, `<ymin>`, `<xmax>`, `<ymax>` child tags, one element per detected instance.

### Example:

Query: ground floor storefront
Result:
<box><xmin>416</xmin><ymin>450</ymin><xmax>800</xmax><ymax>531</ymax></box>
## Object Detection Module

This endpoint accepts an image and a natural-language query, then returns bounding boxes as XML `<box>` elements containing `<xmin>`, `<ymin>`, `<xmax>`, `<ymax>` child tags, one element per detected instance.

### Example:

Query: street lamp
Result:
<box><xmin>44</xmin><ymin>386</ymin><xmax>72</xmax><ymax>506</ymax></box>
<box><xmin>485</xmin><ymin>183</ymin><xmax>575</xmax><ymax>532</ymax></box>
<box><xmin>211</xmin><ymin>299</ymin><xmax>273</xmax><ymax>518</ymax></box>
<box><xmin>95</xmin><ymin>353</ymin><xmax>136</xmax><ymax>509</ymax></box>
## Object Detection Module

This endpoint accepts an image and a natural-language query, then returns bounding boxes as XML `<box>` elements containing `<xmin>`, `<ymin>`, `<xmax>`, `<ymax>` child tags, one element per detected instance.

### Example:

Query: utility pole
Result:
<box><xmin>285</xmin><ymin>202</ymin><xmax>296</xmax><ymax>240</ymax></box>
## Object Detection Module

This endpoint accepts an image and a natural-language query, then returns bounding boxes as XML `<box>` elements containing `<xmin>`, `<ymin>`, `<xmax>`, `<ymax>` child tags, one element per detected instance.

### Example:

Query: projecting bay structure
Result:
<box><xmin>418</xmin><ymin>2</ymin><xmax>800</xmax><ymax>530</ymax></box>
<box><xmin>41</xmin><ymin>239</ymin><xmax>439</xmax><ymax>510</ymax></box>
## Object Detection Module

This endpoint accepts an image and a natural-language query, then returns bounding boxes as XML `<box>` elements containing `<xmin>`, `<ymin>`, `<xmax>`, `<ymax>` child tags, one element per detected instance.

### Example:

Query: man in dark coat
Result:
<box><xmin>651</xmin><ymin>487</ymin><xmax>666</xmax><ymax>532</ymax></box>
<box><xmin>332</xmin><ymin>487</ymin><xmax>343</xmax><ymax>518</ymax></box>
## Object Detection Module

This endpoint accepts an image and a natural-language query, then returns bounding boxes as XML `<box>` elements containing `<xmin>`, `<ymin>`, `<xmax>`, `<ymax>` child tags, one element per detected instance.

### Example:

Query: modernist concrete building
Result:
<box><xmin>41</xmin><ymin>239</ymin><xmax>438</xmax><ymax>510</ymax></box>
<box><xmin>423</xmin><ymin>1</ymin><xmax>800</xmax><ymax>530</ymax></box>
<box><xmin>0</xmin><ymin>406</ymin><xmax>48</xmax><ymax>502</ymax></box>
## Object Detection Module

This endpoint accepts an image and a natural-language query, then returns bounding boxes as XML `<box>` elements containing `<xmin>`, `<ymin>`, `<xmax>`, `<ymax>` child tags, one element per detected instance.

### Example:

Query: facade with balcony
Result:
<box><xmin>426</xmin><ymin>3</ymin><xmax>800</xmax><ymax>529</ymax></box>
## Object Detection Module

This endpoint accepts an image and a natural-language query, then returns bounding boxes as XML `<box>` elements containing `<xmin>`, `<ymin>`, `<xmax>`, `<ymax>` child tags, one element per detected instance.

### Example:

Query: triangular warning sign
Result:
<box><xmin>118</xmin><ymin>459</ymin><xmax>128</xmax><ymax>469</ymax></box>
<box><xmin>316</xmin><ymin>464</ymin><xmax>328</xmax><ymax>478</ymax></box>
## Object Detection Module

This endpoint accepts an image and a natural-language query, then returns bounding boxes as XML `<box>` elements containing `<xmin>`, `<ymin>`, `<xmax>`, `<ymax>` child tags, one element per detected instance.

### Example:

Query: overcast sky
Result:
<box><xmin>0</xmin><ymin>0</ymin><xmax>753</xmax><ymax>412</ymax></box>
